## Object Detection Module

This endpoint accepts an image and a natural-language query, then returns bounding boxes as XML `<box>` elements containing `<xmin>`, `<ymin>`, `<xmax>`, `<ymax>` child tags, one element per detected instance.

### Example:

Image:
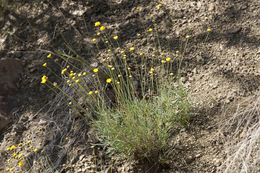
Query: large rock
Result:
<box><xmin>0</xmin><ymin>58</ymin><xmax>23</xmax><ymax>132</ymax></box>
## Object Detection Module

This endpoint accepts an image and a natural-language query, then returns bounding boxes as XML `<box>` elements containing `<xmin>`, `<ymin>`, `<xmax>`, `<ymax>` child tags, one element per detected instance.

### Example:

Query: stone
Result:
<box><xmin>0</xmin><ymin>58</ymin><xmax>23</xmax><ymax>132</ymax></box>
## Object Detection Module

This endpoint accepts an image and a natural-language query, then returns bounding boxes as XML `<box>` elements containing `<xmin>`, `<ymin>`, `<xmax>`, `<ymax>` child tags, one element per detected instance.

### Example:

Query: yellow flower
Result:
<box><xmin>150</xmin><ymin>68</ymin><xmax>155</xmax><ymax>72</ymax></box>
<box><xmin>61</xmin><ymin>68</ymin><xmax>67</xmax><ymax>74</ymax></box>
<box><xmin>75</xmin><ymin>79</ymin><xmax>79</xmax><ymax>83</ymax></box>
<box><xmin>34</xmin><ymin>149</ymin><xmax>38</xmax><ymax>152</ymax></box>
<box><xmin>67</xmin><ymin>65</ymin><xmax>70</xmax><ymax>68</ymax></box>
<box><xmin>111</xmin><ymin>67</ymin><xmax>115</xmax><ymax>71</ymax></box>
<box><xmin>72</xmin><ymin>76</ymin><xmax>76</xmax><ymax>80</ymax></box>
<box><xmin>27</xmin><ymin>141</ymin><xmax>31</xmax><ymax>144</ymax></box>
<box><xmin>158</xmin><ymin>4</ymin><xmax>162</xmax><ymax>7</ymax></box>
<box><xmin>12</xmin><ymin>153</ymin><xmax>17</xmax><ymax>158</ymax></box>
<box><xmin>170</xmin><ymin>73</ymin><xmax>174</xmax><ymax>76</ymax></box>
<box><xmin>107</xmin><ymin>57</ymin><xmax>110</xmax><ymax>60</ymax></box>
<box><xmin>41</xmin><ymin>75</ymin><xmax>48</xmax><ymax>84</ymax></box>
<box><xmin>105</xmin><ymin>40</ymin><xmax>108</xmax><ymax>44</ymax></box>
<box><xmin>136</xmin><ymin>7</ymin><xmax>140</xmax><ymax>10</ymax></box>
<box><xmin>67</xmin><ymin>80</ymin><xmax>70</xmax><ymax>83</ymax></box>
<box><xmin>18</xmin><ymin>160</ymin><xmax>24</xmax><ymax>166</ymax></box>
<box><xmin>69</xmin><ymin>102</ymin><xmax>72</xmax><ymax>105</ymax></box>
<box><xmin>93</xmin><ymin>68</ymin><xmax>99</xmax><ymax>73</ymax></box>
<box><xmin>95</xmin><ymin>91</ymin><xmax>98</xmax><ymax>94</ymax></box>
<box><xmin>53</xmin><ymin>82</ymin><xmax>57</xmax><ymax>87</ymax></box>
<box><xmin>92</xmin><ymin>74</ymin><xmax>95</xmax><ymax>77</ymax></box>
<box><xmin>65</xmin><ymin>137</ymin><xmax>69</xmax><ymax>141</ymax></box>
<box><xmin>128</xmin><ymin>67</ymin><xmax>131</xmax><ymax>71</ymax></box>
<box><xmin>116</xmin><ymin>81</ymin><xmax>120</xmax><ymax>84</ymax></box>
<box><xmin>29</xmin><ymin>146</ymin><xmax>33</xmax><ymax>149</ymax></box>
<box><xmin>7</xmin><ymin>159</ymin><xmax>11</xmax><ymax>162</ymax></box>
<box><xmin>6</xmin><ymin>168</ymin><xmax>10</xmax><ymax>171</ymax></box>
<box><xmin>148</xmin><ymin>28</ymin><xmax>153</xmax><ymax>32</ymax></box>
<box><xmin>207</xmin><ymin>28</ymin><xmax>212</xmax><ymax>32</ymax></box>
<box><xmin>118</xmin><ymin>75</ymin><xmax>121</xmax><ymax>78</ymax></box>
<box><xmin>42</xmin><ymin>63</ymin><xmax>47</xmax><ymax>67</ymax></box>
<box><xmin>69</xmin><ymin>84</ymin><xmax>72</xmax><ymax>87</ymax></box>
<box><xmin>92</xmin><ymin>38</ymin><xmax>97</xmax><ymax>42</ymax></box>
<box><xmin>123</xmin><ymin>55</ymin><xmax>126</xmax><ymax>59</ymax></box>
<box><xmin>47</xmin><ymin>54</ymin><xmax>52</xmax><ymax>58</ymax></box>
<box><xmin>10</xmin><ymin>145</ymin><xmax>16</xmax><ymax>150</ymax></box>
<box><xmin>97</xmin><ymin>32</ymin><xmax>101</xmax><ymax>36</ymax></box>
<box><xmin>95</xmin><ymin>21</ymin><xmax>101</xmax><ymax>27</ymax></box>
<box><xmin>113</xmin><ymin>36</ymin><xmax>118</xmax><ymax>40</ymax></box>
<box><xmin>137</xmin><ymin>33</ymin><xmax>141</xmax><ymax>37</ymax></box>
<box><xmin>139</xmin><ymin>53</ymin><xmax>143</xmax><ymax>56</ymax></box>
<box><xmin>89</xmin><ymin>91</ymin><xmax>93</xmax><ymax>95</ymax></box>
<box><xmin>106</xmin><ymin>78</ymin><xmax>112</xmax><ymax>83</ymax></box>
<box><xmin>161</xmin><ymin>60</ymin><xmax>166</xmax><ymax>64</ymax></box>
<box><xmin>10</xmin><ymin>168</ymin><xmax>14</xmax><ymax>171</ymax></box>
<box><xmin>176</xmin><ymin>50</ymin><xmax>179</xmax><ymax>54</ymax></box>
<box><xmin>186</xmin><ymin>35</ymin><xmax>190</xmax><ymax>39</ymax></box>
<box><xmin>129</xmin><ymin>75</ymin><xmax>132</xmax><ymax>78</ymax></box>
<box><xmin>108</xmin><ymin>49</ymin><xmax>111</xmax><ymax>52</ymax></box>
<box><xmin>166</xmin><ymin>57</ymin><xmax>171</xmax><ymax>62</ymax></box>
<box><xmin>78</xmin><ymin>73</ymin><xmax>82</xmax><ymax>77</ymax></box>
<box><xmin>130</xmin><ymin>47</ymin><xmax>135</xmax><ymax>51</ymax></box>
<box><xmin>18</xmin><ymin>154</ymin><xmax>23</xmax><ymax>158</ymax></box>
<box><xmin>100</xmin><ymin>26</ymin><xmax>105</xmax><ymax>31</ymax></box>
<box><xmin>83</xmin><ymin>72</ymin><xmax>87</xmax><ymax>76</ymax></box>
<box><xmin>120</xmin><ymin>50</ymin><xmax>124</xmax><ymax>54</ymax></box>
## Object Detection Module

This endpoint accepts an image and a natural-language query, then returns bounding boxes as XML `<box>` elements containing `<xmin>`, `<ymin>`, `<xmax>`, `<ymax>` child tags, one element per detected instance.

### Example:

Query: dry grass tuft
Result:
<box><xmin>219</xmin><ymin>93</ymin><xmax>260</xmax><ymax>173</ymax></box>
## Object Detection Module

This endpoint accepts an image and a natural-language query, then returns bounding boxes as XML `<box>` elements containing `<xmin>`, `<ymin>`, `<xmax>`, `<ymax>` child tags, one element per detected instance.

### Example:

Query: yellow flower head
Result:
<box><xmin>139</xmin><ymin>53</ymin><xmax>143</xmax><ymax>56</ymax></box>
<box><xmin>89</xmin><ymin>91</ymin><xmax>93</xmax><ymax>95</ymax></box>
<box><xmin>137</xmin><ymin>33</ymin><xmax>141</xmax><ymax>37</ymax></box>
<box><xmin>6</xmin><ymin>168</ymin><xmax>10</xmax><ymax>171</ymax></box>
<box><xmin>95</xmin><ymin>21</ymin><xmax>101</xmax><ymax>27</ymax></box>
<box><xmin>130</xmin><ymin>47</ymin><xmax>135</xmax><ymax>51</ymax></box>
<box><xmin>170</xmin><ymin>73</ymin><xmax>174</xmax><ymax>76</ymax></box>
<box><xmin>148</xmin><ymin>28</ymin><xmax>153</xmax><ymax>32</ymax></box>
<box><xmin>158</xmin><ymin>4</ymin><xmax>162</xmax><ymax>7</ymax></box>
<box><xmin>97</xmin><ymin>32</ymin><xmax>101</xmax><ymax>36</ymax></box>
<box><xmin>128</xmin><ymin>67</ymin><xmax>131</xmax><ymax>71</ymax></box>
<box><xmin>93</xmin><ymin>68</ymin><xmax>99</xmax><ymax>73</ymax></box>
<box><xmin>113</xmin><ymin>36</ymin><xmax>118</xmax><ymax>40</ymax></box>
<box><xmin>69</xmin><ymin>102</ymin><xmax>72</xmax><ymax>105</ymax></box>
<box><xmin>47</xmin><ymin>54</ymin><xmax>52</xmax><ymax>58</ymax></box>
<box><xmin>18</xmin><ymin>160</ymin><xmax>24</xmax><ymax>166</ymax></box>
<box><xmin>42</xmin><ymin>63</ymin><xmax>47</xmax><ymax>67</ymax></box>
<box><xmin>111</xmin><ymin>67</ymin><xmax>115</xmax><ymax>71</ymax></box>
<box><xmin>75</xmin><ymin>79</ymin><xmax>79</xmax><ymax>83</ymax></box>
<box><xmin>105</xmin><ymin>40</ymin><xmax>108</xmax><ymax>44</ymax></box>
<box><xmin>150</xmin><ymin>68</ymin><xmax>155</xmax><ymax>72</ymax></box>
<box><xmin>92</xmin><ymin>74</ymin><xmax>95</xmax><ymax>77</ymax></box>
<box><xmin>12</xmin><ymin>153</ymin><xmax>17</xmax><ymax>158</ymax></box>
<box><xmin>78</xmin><ymin>73</ymin><xmax>82</xmax><ymax>77</ymax></box>
<box><xmin>161</xmin><ymin>60</ymin><xmax>166</xmax><ymax>64</ymax></box>
<box><xmin>18</xmin><ymin>143</ymin><xmax>23</xmax><ymax>147</ymax></box>
<box><xmin>108</xmin><ymin>49</ymin><xmax>111</xmax><ymax>52</ymax></box>
<box><xmin>27</xmin><ymin>140</ymin><xmax>31</xmax><ymax>144</ymax></box>
<box><xmin>10</xmin><ymin>168</ymin><xmax>14</xmax><ymax>171</ymax></box>
<box><xmin>61</xmin><ymin>68</ymin><xmax>67</xmax><ymax>74</ymax></box>
<box><xmin>106</xmin><ymin>78</ymin><xmax>112</xmax><ymax>83</ymax></box>
<box><xmin>166</xmin><ymin>57</ymin><xmax>171</xmax><ymax>62</ymax></box>
<box><xmin>176</xmin><ymin>50</ymin><xmax>179</xmax><ymax>54</ymax></box>
<box><xmin>95</xmin><ymin>91</ymin><xmax>98</xmax><ymax>94</ymax></box>
<box><xmin>41</xmin><ymin>75</ymin><xmax>48</xmax><ymax>84</ymax></box>
<box><xmin>18</xmin><ymin>153</ymin><xmax>23</xmax><ymax>158</ymax></box>
<box><xmin>118</xmin><ymin>75</ymin><xmax>121</xmax><ymax>78</ymax></box>
<box><xmin>129</xmin><ymin>75</ymin><xmax>132</xmax><ymax>78</ymax></box>
<box><xmin>207</xmin><ymin>28</ymin><xmax>212</xmax><ymax>32</ymax></box>
<box><xmin>33</xmin><ymin>149</ymin><xmax>38</xmax><ymax>152</ymax></box>
<box><xmin>83</xmin><ymin>72</ymin><xmax>87</xmax><ymax>76</ymax></box>
<box><xmin>10</xmin><ymin>145</ymin><xmax>16</xmax><ymax>150</ymax></box>
<box><xmin>136</xmin><ymin>7</ymin><xmax>140</xmax><ymax>11</ymax></box>
<box><xmin>186</xmin><ymin>35</ymin><xmax>190</xmax><ymax>39</ymax></box>
<box><xmin>65</xmin><ymin>137</ymin><xmax>69</xmax><ymax>140</ymax></box>
<box><xmin>92</xmin><ymin>38</ymin><xmax>97</xmax><ymax>42</ymax></box>
<box><xmin>120</xmin><ymin>50</ymin><xmax>124</xmax><ymax>54</ymax></box>
<box><xmin>53</xmin><ymin>82</ymin><xmax>58</xmax><ymax>87</ymax></box>
<box><xmin>100</xmin><ymin>26</ymin><xmax>105</xmax><ymax>31</ymax></box>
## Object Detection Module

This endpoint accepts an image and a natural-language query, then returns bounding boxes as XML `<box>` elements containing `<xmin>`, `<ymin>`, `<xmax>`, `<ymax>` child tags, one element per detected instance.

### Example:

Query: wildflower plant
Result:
<box><xmin>39</xmin><ymin>12</ymin><xmax>213</xmax><ymax>166</ymax></box>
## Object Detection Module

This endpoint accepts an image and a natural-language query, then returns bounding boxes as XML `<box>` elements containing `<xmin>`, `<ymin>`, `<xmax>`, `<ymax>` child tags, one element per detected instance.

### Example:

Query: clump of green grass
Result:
<box><xmin>94</xmin><ymin>81</ymin><xmax>190</xmax><ymax>164</ymax></box>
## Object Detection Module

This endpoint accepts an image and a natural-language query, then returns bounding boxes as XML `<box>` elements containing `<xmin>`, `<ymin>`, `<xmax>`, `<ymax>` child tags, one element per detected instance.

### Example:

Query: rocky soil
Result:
<box><xmin>0</xmin><ymin>0</ymin><xmax>259</xmax><ymax>172</ymax></box>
